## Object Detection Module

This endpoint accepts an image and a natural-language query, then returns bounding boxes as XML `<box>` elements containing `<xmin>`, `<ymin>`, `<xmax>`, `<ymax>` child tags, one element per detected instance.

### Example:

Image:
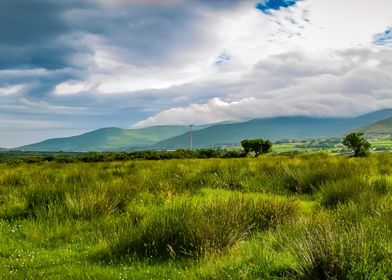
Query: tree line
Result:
<box><xmin>0</xmin><ymin>133</ymin><xmax>372</xmax><ymax>164</ymax></box>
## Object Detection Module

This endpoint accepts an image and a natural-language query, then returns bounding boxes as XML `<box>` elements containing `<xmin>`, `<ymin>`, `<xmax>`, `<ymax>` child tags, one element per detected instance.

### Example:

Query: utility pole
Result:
<box><xmin>189</xmin><ymin>124</ymin><xmax>193</xmax><ymax>150</ymax></box>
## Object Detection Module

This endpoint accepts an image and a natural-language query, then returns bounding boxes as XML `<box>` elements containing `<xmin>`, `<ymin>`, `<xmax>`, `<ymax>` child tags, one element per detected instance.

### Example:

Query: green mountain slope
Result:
<box><xmin>17</xmin><ymin>126</ymin><xmax>191</xmax><ymax>152</ymax></box>
<box><xmin>362</xmin><ymin>117</ymin><xmax>392</xmax><ymax>134</ymax></box>
<box><xmin>14</xmin><ymin>109</ymin><xmax>392</xmax><ymax>151</ymax></box>
<box><xmin>154</xmin><ymin>109</ymin><xmax>392</xmax><ymax>149</ymax></box>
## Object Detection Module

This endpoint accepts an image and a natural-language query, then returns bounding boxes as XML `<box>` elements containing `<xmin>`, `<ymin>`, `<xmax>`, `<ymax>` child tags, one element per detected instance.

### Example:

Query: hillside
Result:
<box><xmin>362</xmin><ymin>117</ymin><xmax>392</xmax><ymax>135</ymax></box>
<box><xmin>14</xmin><ymin>109</ymin><xmax>392</xmax><ymax>151</ymax></box>
<box><xmin>17</xmin><ymin>126</ymin><xmax>191</xmax><ymax>152</ymax></box>
<box><xmin>153</xmin><ymin>109</ymin><xmax>392</xmax><ymax>149</ymax></box>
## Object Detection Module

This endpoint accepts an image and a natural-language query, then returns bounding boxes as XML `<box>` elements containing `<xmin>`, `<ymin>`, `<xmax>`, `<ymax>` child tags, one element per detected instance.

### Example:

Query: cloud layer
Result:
<box><xmin>136</xmin><ymin>48</ymin><xmax>392</xmax><ymax>126</ymax></box>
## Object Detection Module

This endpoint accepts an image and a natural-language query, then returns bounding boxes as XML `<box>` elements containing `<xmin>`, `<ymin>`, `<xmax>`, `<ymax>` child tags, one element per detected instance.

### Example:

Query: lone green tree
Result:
<box><xmin>241</xmin><ymin>139</ymin><xmax>252</xmax><ymax>155</ymax></box>
<box><xmin>342</xmin><ymin>132</ymin><xmax>371</xmax><ymax>157</ymax></box>
<box><xmin>261</xmin><ymin>140</ymin><xmax>273</xmax><ymax>154</ymax></box>
<box><xmin>241</xmin><ymin>138</ymin><xmax>273</xmax><ymax>156</ymax></box>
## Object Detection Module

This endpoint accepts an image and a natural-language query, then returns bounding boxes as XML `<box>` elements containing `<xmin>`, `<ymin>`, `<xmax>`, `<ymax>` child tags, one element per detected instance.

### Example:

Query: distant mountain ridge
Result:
<box><xmin>17</xmin><ymin>126</ymin><xmax>192</xmax><ymax>152</ymax></box>
<box><xmin>15</xmin><ymin>109</ymin><xmax>392</xmax><ymax>152</ymax></box>
<box><xmin>153</xmin><ymin>109</ymin><xmax>392</xmax><ymax>149</ymax></box>
<box><xmin>362</xmin><ymin>117</ymin><xmax>392</xmax><ymax>135</ymax></box>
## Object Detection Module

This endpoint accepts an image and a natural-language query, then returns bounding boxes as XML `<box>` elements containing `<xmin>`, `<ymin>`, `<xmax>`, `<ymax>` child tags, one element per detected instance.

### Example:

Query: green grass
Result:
<box><xmin>0</xmin><ymin>155</ymin><xmax>391</xmax><ymax>279</ymax></box>
<box><xmin>371</xmin><ymin>140</ymin><xmax>392</xmax><ymax>147</ymax></box>
<box><xmin>371</xmin><ymin>139</ymin><xmax>392</xmax><ymax>152</ymax></box>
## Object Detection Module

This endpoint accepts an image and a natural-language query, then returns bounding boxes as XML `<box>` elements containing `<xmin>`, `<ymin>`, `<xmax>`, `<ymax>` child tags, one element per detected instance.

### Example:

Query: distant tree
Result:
<box><xmin>342</xmin><ymin>132</ymin><xmax>371</xmax><ymax>157</ymax></box>
<box><xmin>250</xmin><ymin>139</ymin><xmax>264</xmax><ymax>156</ymax></box>
<box><xmin>241</xmin><ymin>138</ymin><xmax>273</xmax><ymax>156</ymax></box>
<box><xmin>261</xmin><ymin>140</ymin><xmax>273</xmax><ymax>154</ymax></box>
<box><xmin>241</xmin><ymin>139</ymin><xmax>252</xmax><ymax>155</ymax></box>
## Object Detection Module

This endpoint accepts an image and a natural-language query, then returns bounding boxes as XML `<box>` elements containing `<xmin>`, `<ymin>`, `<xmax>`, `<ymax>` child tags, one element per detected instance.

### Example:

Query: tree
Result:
<box><xmin>241</xmin><ymin>139</ymin><xmax>252</xmax><ymax>155</ymax></box>
<box><xmin>342</xmin><ymin>132</ymin><xmax>371</xmax><ymax>157</ymax></box>
<box><xmin>261</xmin><ymin>140</ymin><xmax>273</xmax><ymax>154</ymax></box>
<box><xmin>241</xmin><ymin>138</ymin><xmax>273</xmax><ymax>156</ymax></box>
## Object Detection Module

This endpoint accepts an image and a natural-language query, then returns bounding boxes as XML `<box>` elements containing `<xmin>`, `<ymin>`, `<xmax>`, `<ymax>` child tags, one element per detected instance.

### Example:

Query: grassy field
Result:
<box><xmin>272</xmin><ymin>138</ymin><xmax>392</xmax><ymax>154</ymax></box>
<box><xmin>1</xmin><ymin>154</ymin><xmax>392</xmax><ymax>279</ymax></box>
<box><xmin>271</xmin><ymin>142</ymin><xmax>328</xmax><ymax>153</ymax></box>
<box><xmin>371</xmin><ymin>139</ymin><xmax>392</xmax><ymax>151</ymax></box>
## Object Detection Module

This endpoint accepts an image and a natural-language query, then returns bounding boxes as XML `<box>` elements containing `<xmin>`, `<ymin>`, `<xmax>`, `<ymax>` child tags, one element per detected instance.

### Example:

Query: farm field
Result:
<box><xmin>371</xmin><ymin>139</ymin><xmax>392</xmax><ymax>151</ymax></box>
<box><xmin>271</xmin><ymin>138</ymin><xmax>392</xmax><ymax>154</ymax></box>
<box><xmin>1</xmin><ymin>154</ymin><xmax>392</xmax><ymax>279</ymax></box>
<box><xmin>271</xmin><ymin>142</ymin><xmax>333</xmax><ymax>153</ymax></box>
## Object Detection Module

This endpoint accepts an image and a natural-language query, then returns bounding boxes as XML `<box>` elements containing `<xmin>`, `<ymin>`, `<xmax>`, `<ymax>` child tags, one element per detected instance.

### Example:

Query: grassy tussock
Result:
<box><xmin>318</xmin><ymin>178</ymin><xmax>386</xmax><ymax>208</ymax></box>
<box><xmin>106</xmin><ymin>193</ymin><xmax>298</xmax><ymax>260</ymax></box>
<box><xmin>289</xmin><ymin>215</ymin><xmax>392</xmax><ymax>279</ymax></box>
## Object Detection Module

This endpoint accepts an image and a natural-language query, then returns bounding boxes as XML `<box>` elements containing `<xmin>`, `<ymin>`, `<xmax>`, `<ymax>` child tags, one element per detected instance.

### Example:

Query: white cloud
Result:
<box><xmin>131</xmin><ymin>0</ymin><xmax>392</xmax><ymax>126</ymax></box>
<box><xmin>135</xmin><ymin>46</ymin><xmax>392</xmax><ymax>127</ymax></box>
<box><xmin>55</xmin><ymin>80</ymin><xmax>92</xmax><ymax>95</ymax></box>
<box><xmin>15</xmin><ymin>98</ymin><xmax>88</xmax><ymax>114</ymax></box>
<box><xmin>0</xmin><ymin>84</ymin><xmax>24</xmax><ymax>95</ymax></box>
<box><xmin>52</xmin><ymin>0</ymin><xmax>392</xmax><ymax>100</ymax></box>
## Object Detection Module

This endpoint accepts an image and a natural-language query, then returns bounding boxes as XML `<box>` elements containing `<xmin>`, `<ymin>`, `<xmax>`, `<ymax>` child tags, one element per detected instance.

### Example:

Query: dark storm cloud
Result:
<box><xmin>0</xmin><ymin>0</ymin><xmax>240</xmax><ymax>101</ymax></box>
<box><xmin>0</xmin><ymin>0</ymin><xmax>70</xmax><ymax>46</ymax></box>
<box><xmin>0</xmin><ymin>0</ymin><xmax>242</xmax><ymax>70</ymax></box>
<box><xmin>0</xmin><ymin>0</ymin><xmax>94</xmax><ymax>70</ymax></box>
<box><xmin>73</xmin><ymin>4</ymin><xmax>205</xmax><ymax>66</ymax></box>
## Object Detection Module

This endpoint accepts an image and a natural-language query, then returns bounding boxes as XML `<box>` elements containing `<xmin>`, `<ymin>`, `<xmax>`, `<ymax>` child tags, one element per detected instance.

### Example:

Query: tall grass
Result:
<box><xmin>105</xmin><ymin>193</ymin><xmax>298</xmax><ymax>260</ymax></box>
<box><xmin>288</xmin><ymin>214</ymin><xmax>392</xmax><ymax>279</ymax></box>
<box><xmin>0</xmin><ymin>154</ymin><xmax>392</xmax><ymax>278</ymax></box>
<box><xmin>318</xmin><ymin>177</ymin><xmax>385</xmax><ymax>209</ymax></box>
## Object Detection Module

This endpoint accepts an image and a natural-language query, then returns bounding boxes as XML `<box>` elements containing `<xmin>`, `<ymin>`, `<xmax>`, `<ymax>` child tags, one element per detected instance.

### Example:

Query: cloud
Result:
<box><xmin>0</xmin><ymin>85</ymin><xmax>24</xmax><ymax>96</ymax></box>
<box><xmin>0</xmin><ymin>0</ymin><xmax>248</xmax><ymax>100</ymax></box>
<box><xmin>135</xmin><ymin>47</ymin><xmax>392</xmax><ymax>127</ymax></box>
<box><xmin>134</xmin><ymin>97</ymin><xmax>300</xmax><ymax>127</ymax></box>
<box><xmin>0</xmin><ymin>0</ymin><xmax>94</xmax><ymax>70</ymax></box>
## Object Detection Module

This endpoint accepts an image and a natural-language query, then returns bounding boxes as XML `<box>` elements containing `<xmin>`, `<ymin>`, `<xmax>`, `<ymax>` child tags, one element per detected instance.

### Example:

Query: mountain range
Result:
<box><xmin>362</xmin><ymin>117</ymin><xmax>392</xmax><ymax>135</ymax></box>
<box><xmin>16</xmin><ymin>126</ymin><xmax>193</xmax><ymax>152</ymax></box>
<box><xmin>14</xmin><ymin>109</ymin><xmax>392</xmax><ymax>152</ymax></box>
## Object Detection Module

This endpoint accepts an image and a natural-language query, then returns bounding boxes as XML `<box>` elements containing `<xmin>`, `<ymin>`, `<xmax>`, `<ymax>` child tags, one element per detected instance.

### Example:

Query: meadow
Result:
<box><xmin>0</xmin><ymin>154</ymin><xmax>392</xmax><ymax>279</ymax></box>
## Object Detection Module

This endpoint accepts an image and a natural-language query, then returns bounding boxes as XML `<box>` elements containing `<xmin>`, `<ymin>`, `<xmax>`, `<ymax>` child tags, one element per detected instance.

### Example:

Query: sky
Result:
<box><xmin>1</xmin><ymin>0</ymin><xmax>392</xmax><ymax>148</ymax></box>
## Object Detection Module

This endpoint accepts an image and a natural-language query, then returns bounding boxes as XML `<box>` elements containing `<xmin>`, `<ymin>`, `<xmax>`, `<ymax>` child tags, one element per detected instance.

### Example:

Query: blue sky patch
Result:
<box><xmin>256</xmin><ymin>0</ymin><xmax>301</xmax><ymax>15</ymax></box>
<box><xmin>373</xmin><ymin>27</ymin><xmax>392</xmax><ymax>45</ymax></box>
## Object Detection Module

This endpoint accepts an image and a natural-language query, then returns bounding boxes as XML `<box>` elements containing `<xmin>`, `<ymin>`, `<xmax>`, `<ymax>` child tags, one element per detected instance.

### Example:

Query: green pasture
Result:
<box><xmin>0</xmin><ymin>155</ymin><xmax>392</xmax><ymax>279</ymax></box>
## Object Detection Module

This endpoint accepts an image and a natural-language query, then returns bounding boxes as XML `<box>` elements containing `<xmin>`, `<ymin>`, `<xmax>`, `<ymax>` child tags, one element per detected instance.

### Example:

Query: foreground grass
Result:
<box><xmin>0</xmin><ymin>154</ymin><xmax>392</xmax><ymax>279</ymax></box>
